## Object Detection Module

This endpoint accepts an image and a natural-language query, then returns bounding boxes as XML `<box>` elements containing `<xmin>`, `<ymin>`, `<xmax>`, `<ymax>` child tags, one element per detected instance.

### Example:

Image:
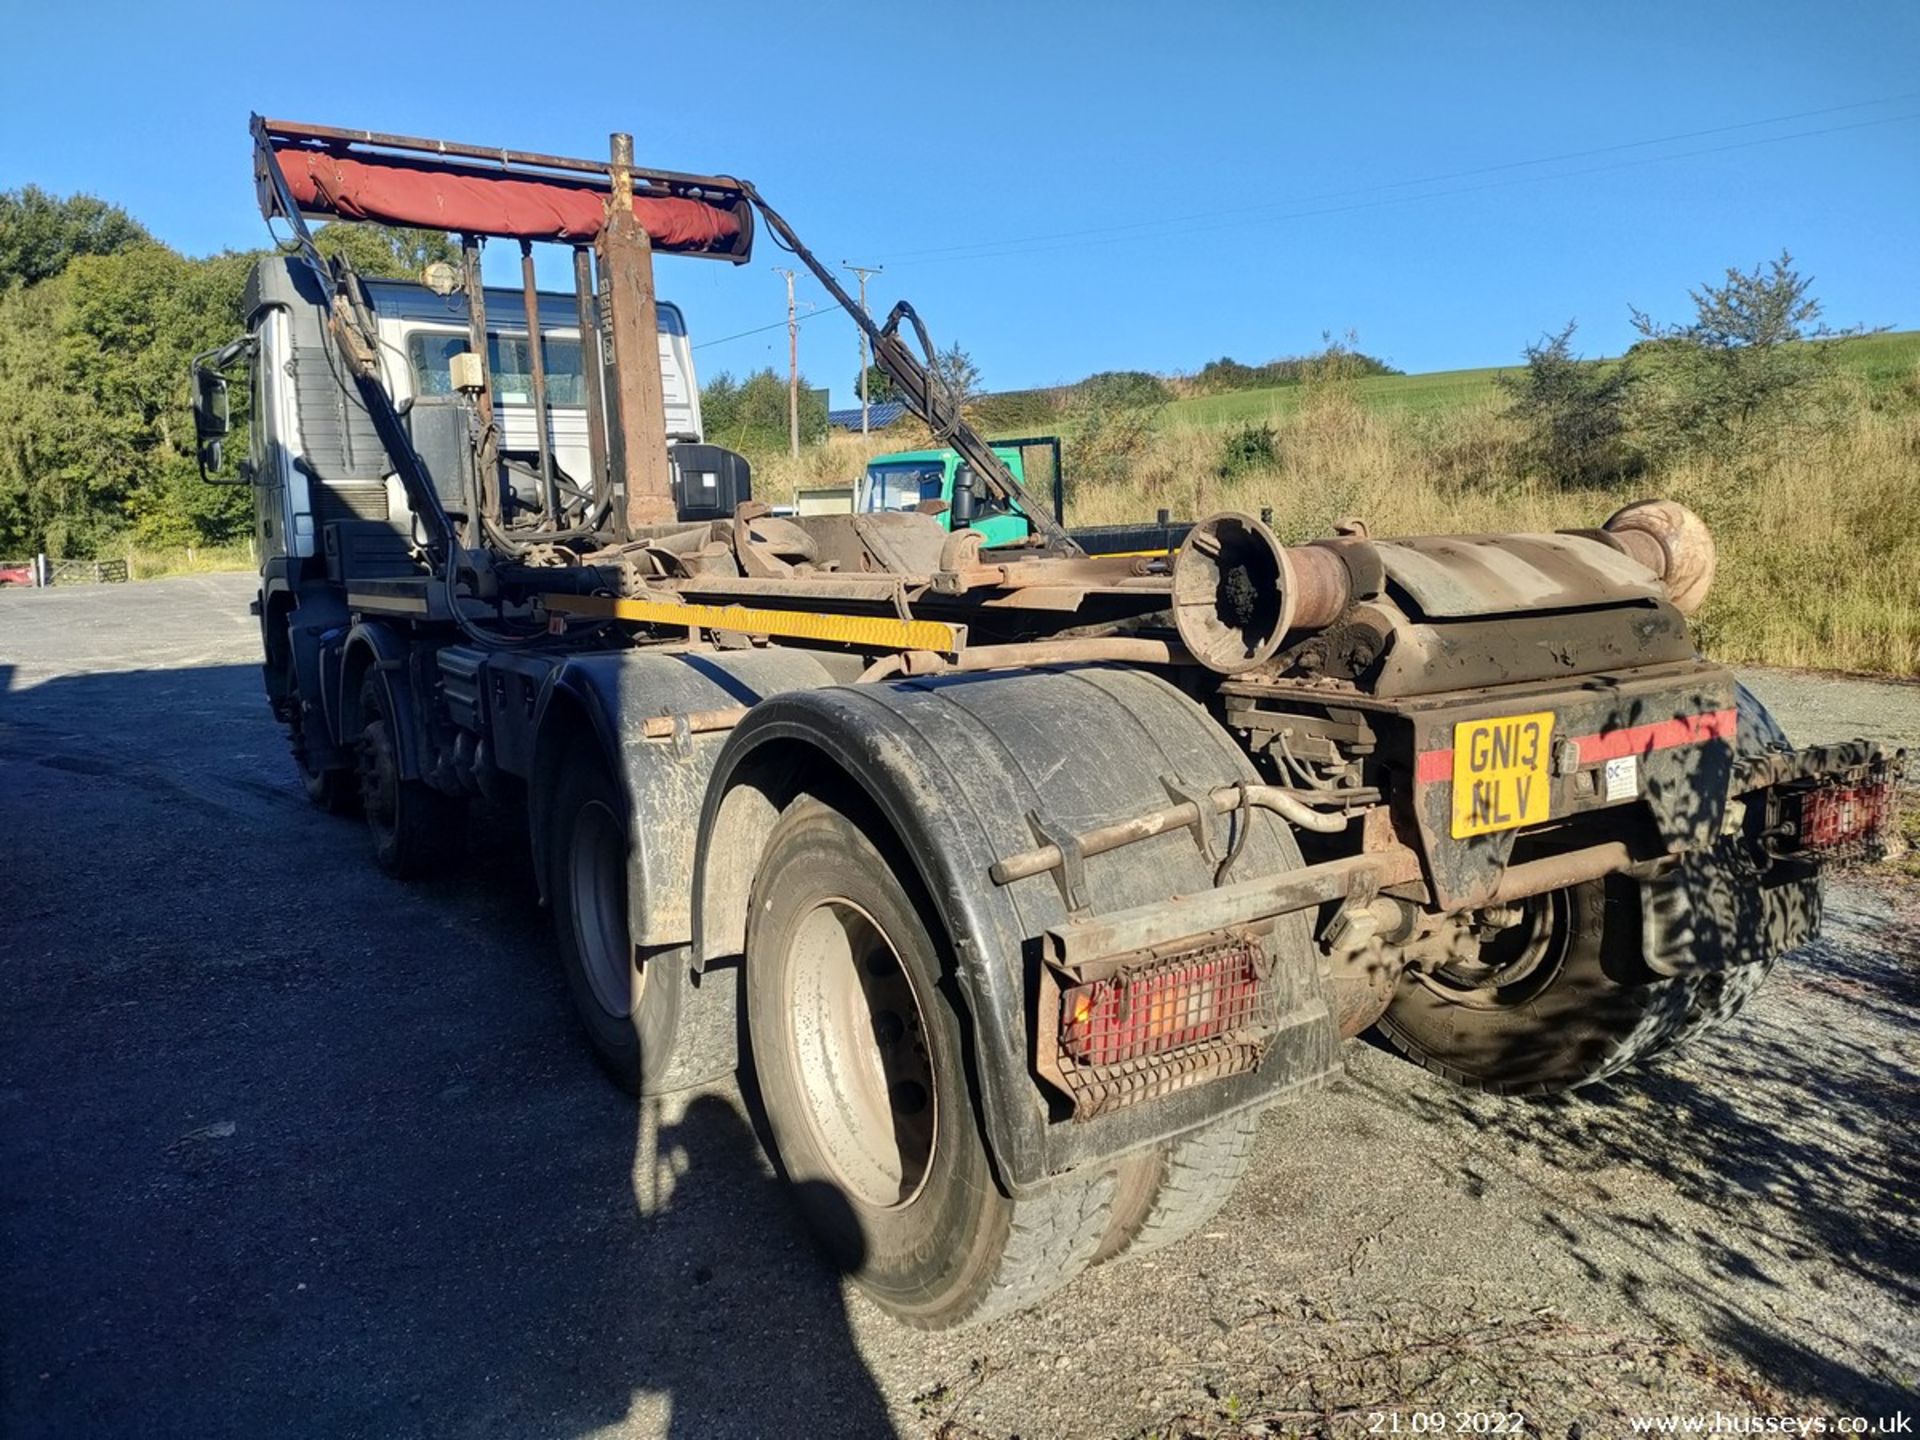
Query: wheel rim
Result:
<box><xmin>783</xmin><ymin>898</ymin><xmax>936</xmax><ymax>1210</ymax></box>
<box><xmin>568</xmin><ymin>798</ymin><xmax>639</xmax><ymax>1019</ymax></box>
<box><xmin>1417</xmin><ymin>890</ymin><xmax>1572</xmax><ymax>1010</ymax></box>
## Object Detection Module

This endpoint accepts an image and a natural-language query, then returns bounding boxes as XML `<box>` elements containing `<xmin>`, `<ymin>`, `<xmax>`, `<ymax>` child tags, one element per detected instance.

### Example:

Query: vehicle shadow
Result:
<box><xmin>0</xmin><ymin>660</ymin><xmax>896</xmax><ymax>1439</ymax></box>
<box><xmin>1353</xmin><ymin>895</ymin><xmax>1919</xmax><ymax>1416</ymax></box>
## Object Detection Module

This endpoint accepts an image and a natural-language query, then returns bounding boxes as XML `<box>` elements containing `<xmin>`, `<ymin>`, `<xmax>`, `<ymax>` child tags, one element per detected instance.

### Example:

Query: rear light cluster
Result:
<box><xmin>1062</xmin><ymin>946</ymin><xmax>1261</xmax><ymax>1065</ymax></box>
<box><xmin>1049</xmin><ymin>938</ymin><xmax>1274</xmax><ymax>1118</ymax></box>
<box><xmin>1798</xmin><ymin>779</ymin><xmax>1897</xmax><ymax>858</ymax></box>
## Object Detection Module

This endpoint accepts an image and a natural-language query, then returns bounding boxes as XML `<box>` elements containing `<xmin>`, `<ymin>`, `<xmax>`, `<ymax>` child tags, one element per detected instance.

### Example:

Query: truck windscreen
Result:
<box><xmin>861</xmin><ymin>462</ymin><xmax>946</xmax><ymax>513</ymax></box>
<box><xmin>407</xmin><ymin>331</ymin><xmax>586</xmax><ymax>406</ymax></box>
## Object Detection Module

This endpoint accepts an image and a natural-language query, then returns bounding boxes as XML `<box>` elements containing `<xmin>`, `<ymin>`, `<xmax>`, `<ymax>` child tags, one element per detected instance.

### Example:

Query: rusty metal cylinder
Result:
<box><xmin>1171</xmin><ymin>512</ymin><xmax>1355</xmax><ymax>674</ymax></box>
<box><xmin>1290</xmin><ymin>543</ymin><xmax>1354</xmax><ymax>629</ymax></box>
<box><xmin>1603</xmin><ymin>499</ymin><xmax>1716</xmax><ymax>616</ymax></box>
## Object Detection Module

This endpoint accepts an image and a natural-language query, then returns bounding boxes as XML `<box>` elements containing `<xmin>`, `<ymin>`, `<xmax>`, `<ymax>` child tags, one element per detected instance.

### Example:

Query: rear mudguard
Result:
<box><xmin>522</xmin><ymin>647</ymin><xmax>838</xmax><ymax>946</ymax></box>
<box><xmin>691</xmin><ymin>665</ymin><xmax>1340</xmax><ymax>1192</ymax></box>
<box><xmin>1637</xmin><ymin>848</ymin><xmax>1821</xmax><ymax>977</ymax></box>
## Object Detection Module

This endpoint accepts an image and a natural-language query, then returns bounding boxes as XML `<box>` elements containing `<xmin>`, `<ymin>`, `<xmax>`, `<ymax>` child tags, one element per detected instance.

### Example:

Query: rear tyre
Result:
<box><xmin>745</xmin><ymin>795</ymin><xmax>1114</xmax><ymax>1329</ymax></box>
<box><xmin>1093</xmin><ymin>1109</ymin><xmax>1261</xmax><ymax>1265</ymax></box>
<box><xmin>1372</xmin><ymin>683</ymin><xmax>1796</xmax><ymax>1095</ymax></box>
<box><xmin>356</xmin><ymin>673</ymin><xmax>459</xmax><ymax>879</ymax></box>
<box><xmin>1373</xmin><ymin>881</ymin><xmax>1682</xmax><ymax>1094</ymax></box>
<box><xmin>546</xmin><ymin>751</ymin><xmax>682</xmax><ymax>1093</ymax></box>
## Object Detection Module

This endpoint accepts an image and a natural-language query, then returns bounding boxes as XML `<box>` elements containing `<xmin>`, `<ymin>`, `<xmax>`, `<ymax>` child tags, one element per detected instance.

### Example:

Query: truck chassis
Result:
<box><xmin>189</xmin><ymin>117</ymin><xmax>1901</xmax><ymax>1328</ymax></box>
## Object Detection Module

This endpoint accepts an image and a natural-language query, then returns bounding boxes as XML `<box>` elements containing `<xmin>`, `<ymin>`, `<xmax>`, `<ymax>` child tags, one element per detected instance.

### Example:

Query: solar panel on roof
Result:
<box><xmin>827</xmin><ymin>401</ymin><xmax>909</xmax><ymax>430</ymax></box>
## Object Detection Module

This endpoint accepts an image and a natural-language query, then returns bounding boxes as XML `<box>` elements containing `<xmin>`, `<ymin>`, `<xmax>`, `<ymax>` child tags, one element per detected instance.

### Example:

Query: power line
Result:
<box><xmin>878</xmin><ymin>95</ymin><xmax>1920</xmax><ymax>267</ymax></box>
<box><xmin>691</xmin><ymin>309</ymin><xmax>831</xmax><ymax>351</ymax></box>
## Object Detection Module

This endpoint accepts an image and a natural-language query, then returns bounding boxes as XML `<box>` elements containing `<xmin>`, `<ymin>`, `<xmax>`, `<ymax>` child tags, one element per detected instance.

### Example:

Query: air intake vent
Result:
<box><xmin>313</xmin><ymin>482</ymin><xmax>390</xmax><ymax>525</ymax></box>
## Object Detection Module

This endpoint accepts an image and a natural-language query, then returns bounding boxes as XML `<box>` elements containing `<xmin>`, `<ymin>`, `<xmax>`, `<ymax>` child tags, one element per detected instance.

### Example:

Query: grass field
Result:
<box><xmin>1165</xmin><ymin>329</ymin><xmax>1920</xmax><ymax>427</ymax></box>
<box><xmin>126</xmin><ymin>541</ymin><xmax>255</xmax><ymax>580</ymax></box>
<box><xmin>1169</xmin><ymin>363</ymin><xmax>1513</xmax><ymax>424</ymax></box>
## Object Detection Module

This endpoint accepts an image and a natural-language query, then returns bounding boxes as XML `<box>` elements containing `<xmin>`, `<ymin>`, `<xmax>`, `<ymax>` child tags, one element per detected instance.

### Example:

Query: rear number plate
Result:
<box><xmin>1451</xmin><ymin>711</ymin><xmax>1555</xmax><ymax>838</ymax></box>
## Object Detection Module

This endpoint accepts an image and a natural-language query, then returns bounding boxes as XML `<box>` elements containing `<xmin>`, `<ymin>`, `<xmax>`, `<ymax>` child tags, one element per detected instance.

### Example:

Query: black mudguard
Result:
<box><xmin>692</xmin><ymin>665</ymin><xmax>1340</xmax><ymax>1192</ymax></box>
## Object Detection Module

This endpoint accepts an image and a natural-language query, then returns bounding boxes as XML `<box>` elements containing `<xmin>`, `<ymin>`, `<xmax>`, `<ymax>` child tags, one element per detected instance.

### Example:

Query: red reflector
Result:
<box><xmin>1802</xmin><ymin>780</ymin><xmax>1894</xmax><ymax>850</ymax></box>
<box><xmin>1061</xmin><ymin>944</ymin><xmax>1262</xmax><ymax>1068</ymax></box>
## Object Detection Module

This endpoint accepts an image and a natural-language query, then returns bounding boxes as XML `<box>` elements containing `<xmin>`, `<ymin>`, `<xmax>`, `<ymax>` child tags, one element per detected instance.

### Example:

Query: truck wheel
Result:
<box><xmin>546</xmin><ymin>752</ymin><xmax>682</xmax><ymax>1094</ymax></box>
<box><xmin>745</xmin><ymin>794</ymin><xmax>1115</xmax><ymax>1329</ymax></box>
<box><xmin>1374</xmin><ymin>684</ymin><xmax>1791</xmax><ymax>1095</ymax></box>
<box><xmin>287</xmin><ymin>662</ymin><xmax>355</xmax><ymax>815</ymax></box>
<box><xmin>355</xmin><ymin>673</ymin><xmax>458</xmax><ymax>879</ymax></box>
<box><xmin>1093</xmin><ymin>1109</ymin><xmax>1260</xmax><ymax>1265</ymax></box>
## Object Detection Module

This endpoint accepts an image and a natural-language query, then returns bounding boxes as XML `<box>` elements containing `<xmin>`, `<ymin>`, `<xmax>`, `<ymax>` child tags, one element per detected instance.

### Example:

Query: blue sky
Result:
<box><xmin>2</xmin><ymin>1</ymin><xmax>1915</xmax><ymax>406</ymax></box>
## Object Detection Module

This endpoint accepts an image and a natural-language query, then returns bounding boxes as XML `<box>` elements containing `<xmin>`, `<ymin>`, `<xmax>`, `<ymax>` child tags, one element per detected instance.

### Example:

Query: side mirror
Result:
<box><xmin>193</xmin><ymin>367</ymin><xmax>230</xmax><ymax>443</ymax></box>
<box><xmin>192</xmin><ymin>367</ymin><xmax>230</xmax><ymax>478</ymax></box>
<box><xmin>950</xmin><ymin>465</ymin><xmax>978</xmax><ymax>527</ymax></box>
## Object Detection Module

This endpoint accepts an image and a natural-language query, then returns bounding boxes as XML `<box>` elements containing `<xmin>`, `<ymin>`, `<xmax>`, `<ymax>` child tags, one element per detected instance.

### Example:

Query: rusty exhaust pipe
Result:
<box><xmin>1170</xmin><ymin>512</ymin><xmax>1353</xmax><ymax>674</ymax></box>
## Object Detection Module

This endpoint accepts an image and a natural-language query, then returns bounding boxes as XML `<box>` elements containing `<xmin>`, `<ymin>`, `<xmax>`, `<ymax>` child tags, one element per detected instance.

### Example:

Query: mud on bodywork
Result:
<box><xmin>690</xmin><ymin>666</ymin><xmax>1343</xmax><ymax>1190</ymax></box>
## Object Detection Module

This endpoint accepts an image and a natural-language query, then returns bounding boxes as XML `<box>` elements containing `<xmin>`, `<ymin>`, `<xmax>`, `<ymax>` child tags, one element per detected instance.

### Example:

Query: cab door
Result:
<box><xmin>249</xmin><ymin>308</ymin><xmax>293</xmax><ymax>564</ymax></box>
<box><xmin>963</xmin><ymin>451</ymin><xmax>1034</xmax><ymax>547</ymax></box>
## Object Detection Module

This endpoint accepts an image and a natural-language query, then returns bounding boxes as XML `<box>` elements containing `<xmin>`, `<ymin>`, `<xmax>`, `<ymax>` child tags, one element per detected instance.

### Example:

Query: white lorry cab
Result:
<box><xmin>237</xmin><ymin>256</ymin><xmax>706</xmax><ymax>570</ymax></box>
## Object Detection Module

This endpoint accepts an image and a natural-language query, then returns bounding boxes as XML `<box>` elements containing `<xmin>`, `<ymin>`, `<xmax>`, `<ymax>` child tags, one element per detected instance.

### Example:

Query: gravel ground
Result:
<box><xmin>2</xmin><ymin>574</ymin><xmax>1915</xmax><ymax>1440</ymax></box>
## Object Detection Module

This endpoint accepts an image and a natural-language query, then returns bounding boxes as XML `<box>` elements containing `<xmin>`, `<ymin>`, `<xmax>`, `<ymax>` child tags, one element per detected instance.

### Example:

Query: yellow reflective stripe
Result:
<box><xmin>544</xmin><ymin>592</ymin><xmax>963</xmax><ymax>654</ymax></box>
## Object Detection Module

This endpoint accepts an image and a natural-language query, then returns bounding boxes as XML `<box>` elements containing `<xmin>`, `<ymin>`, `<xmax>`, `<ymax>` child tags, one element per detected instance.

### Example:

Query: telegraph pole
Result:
<box><xmin>842</xmin><ymin>261</ymin><xmax>883</xmax><ymax>436</ymax></box>
<box><xmin>773</xmin><ymin>266</ymin><xmax>799</xmax><ymax>458</ymax></box>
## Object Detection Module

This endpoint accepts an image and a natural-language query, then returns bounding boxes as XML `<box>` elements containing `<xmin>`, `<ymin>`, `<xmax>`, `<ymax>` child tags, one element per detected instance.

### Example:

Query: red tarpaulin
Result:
<box><xmin>272</xmin><ymin>144</ymin><xmax>746</xmax><ymax>253</ymax></box>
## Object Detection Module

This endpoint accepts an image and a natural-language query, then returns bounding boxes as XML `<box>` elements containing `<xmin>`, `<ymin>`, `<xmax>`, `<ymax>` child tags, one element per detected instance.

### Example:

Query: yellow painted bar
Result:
<box><xmin>544</xmin><ymin>592</ymin><xmax>963</xmax><ymax>654</ymax></box>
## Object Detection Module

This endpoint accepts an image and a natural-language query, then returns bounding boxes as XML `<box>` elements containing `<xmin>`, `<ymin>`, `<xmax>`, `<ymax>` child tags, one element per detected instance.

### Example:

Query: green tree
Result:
<box><xmin>854</xmin><ymin>362</ymin><xmax>899</xmax><ymax>405</ymax></box>
<box><xmin>1629</xmin><ymin>250</ymin><xmax>1860</xmax><ymax>456</ymax></box>
<box><xmin>1191</xmin><ymin>350</ymin><xmax>1400</xmax><ymax>395</ymax></box>
<box><xmin>0</xmin><ymin>275</ymin><xmax>71</xmax><ymax>551</ymax></box>
<box><xmin>0</xmin><ymin>186</ymin><xmax>150</xmax><ymax>287</ymax></box>
<box><xmin>1062</xmin><ymin>370</ymin><xmax>1168</xmax><ymax>497</ymax></box>
<box><xmin>700</xmin><ymin>368</ymin><xmax>826</xmax><ymax>453</ymax></box>
<box><xmin>0</xmin><ymin>240</ymin><xmax>255</xmax><ymax>554</ymax></box>
<box><xmin>1069</xmin><ymin>370</ymin><xmax>1171</xmax><ymax>409</ymax></box>
<box><xmin>312</xmin><ymin>222</ymin><xmax>459</xmax><ymax>280</ymax></box>
<box><xmin>1497</xmin><ymin>321</ymin><xmax>1639</xmax><ymax>485</ymax></box>
<box><xmin>931</xmin><ymin>342</ymin><xmax>981</xmax><ymax>412</ymax></box>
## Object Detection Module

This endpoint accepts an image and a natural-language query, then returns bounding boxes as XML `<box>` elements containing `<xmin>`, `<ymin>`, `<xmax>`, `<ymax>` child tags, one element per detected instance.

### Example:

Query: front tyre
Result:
<box><xmin>287</xmin><ymin>659</ymin><xmax>355</xmax><ymax>815</ymax></box>
<box><xmin>355</xmin><ymin>673</ymin><xmax>459</xmax><ymax>879</ymax></box>
<box><xmin>745</xmin><ymin>795</ymin><xmax>1114</xmax><ymax>1329</ymax></box>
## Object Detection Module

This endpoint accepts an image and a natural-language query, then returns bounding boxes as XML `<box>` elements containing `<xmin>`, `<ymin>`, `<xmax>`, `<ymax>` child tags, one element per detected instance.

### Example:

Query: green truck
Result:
<box><xmin>859</xmin><ymin>445</ymin><xmax>1032</xmax><ymax>546</ymax></box>
<box><xmin>853</xmin><ymin>435</ymin><xmax>1190</xmax><ymax>555</ymax></box>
